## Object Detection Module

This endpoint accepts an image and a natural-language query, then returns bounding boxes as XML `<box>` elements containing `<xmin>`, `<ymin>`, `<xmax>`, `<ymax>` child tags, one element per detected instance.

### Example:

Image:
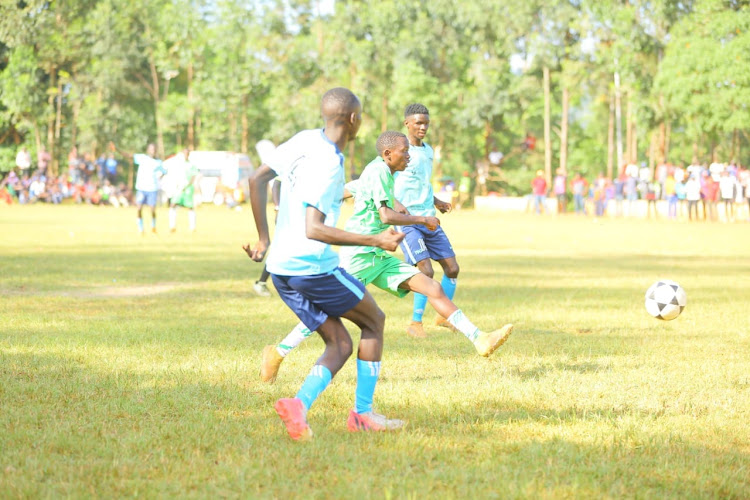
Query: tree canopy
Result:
<box><xmin>1</xmin><ymin>0</ymin><xmax>747</xmax><ymax>192</ymax></box>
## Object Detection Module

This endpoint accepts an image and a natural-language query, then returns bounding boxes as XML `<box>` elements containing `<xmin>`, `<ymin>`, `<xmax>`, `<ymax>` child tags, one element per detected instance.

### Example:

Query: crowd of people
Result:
<box><xmin>530</xmin><ymin>160</ymin><xmax>750</xmax><ymax>222</ymax></box>
<box><xmin>0</xmin><ymin>146</ymin><xmax>133</xmax><ymax>207</ymax></box>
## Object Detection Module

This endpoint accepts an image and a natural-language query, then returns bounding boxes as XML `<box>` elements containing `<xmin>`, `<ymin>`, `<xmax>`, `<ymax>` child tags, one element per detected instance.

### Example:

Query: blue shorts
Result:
<box><xmin>396</xmin><ymin>224</ymin><xmax>455</xmax><ymax>265</ymax></box>
<box><xmin>136</xmin><ymin>190</ymin><xmax>158</xmax><ymax>207</ymax></box>
<box><xmin>271</xmin><ymin>267</ymin><xmax>366</xmax><ymax>332</ymax></box>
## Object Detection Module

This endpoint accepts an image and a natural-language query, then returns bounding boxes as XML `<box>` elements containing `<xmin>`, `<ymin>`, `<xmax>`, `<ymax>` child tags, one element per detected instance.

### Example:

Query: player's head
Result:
<box><xmin>376</xmin><ymin>131</ymin><xmax>410</xmax><ymax>172</ymax></box>
<box><xmin>403</xmin><ymin>103</ymin><xmax>430</xmax><ymax>144</ymax></box>
<box><xmin>146</xmin><ymin>143</ymin><xmax>156</xmax><ymax>156</ymax></box>
<box><xmin>321</xmin><ymin>87</ymin><xmax>362</xmax><ymax>141</ymax></box>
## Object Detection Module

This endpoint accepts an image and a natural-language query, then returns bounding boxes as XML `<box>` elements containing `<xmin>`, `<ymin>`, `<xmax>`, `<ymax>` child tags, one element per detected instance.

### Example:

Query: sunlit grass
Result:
<box><xmin>1</xmin><ymin>204</ymin><xmax>748</xmax><ymax>498</ymax></box>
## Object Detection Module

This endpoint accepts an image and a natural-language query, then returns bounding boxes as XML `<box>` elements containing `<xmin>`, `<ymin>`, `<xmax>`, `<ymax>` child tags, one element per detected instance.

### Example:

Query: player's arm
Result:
<box><xmin>393</xmin><ymin>198</ymin><xmax>409</xmax><ymax>214</ymax></box>
<box><xmin>378</xmin><ymin>203</ymin><xmax>439</xmax><ymax>230</ymax></box>
<box><xmin>434</xmin><ymin>195</ymin><xmax>452</xmax><ymax>214</ymax></box>
<box><xmin>243</xmin><ymin>164</ymin><xmax>276</xmax><ymax>261</ymax></box>
<box><xmin>305</xmin><ymin>205</ymin><xmax>404</xmax><ymax>251</ymax></box>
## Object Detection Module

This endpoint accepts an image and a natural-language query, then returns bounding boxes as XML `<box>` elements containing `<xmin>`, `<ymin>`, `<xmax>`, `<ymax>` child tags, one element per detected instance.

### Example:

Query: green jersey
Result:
<box><xmin>340</xmin><ymin>157</ymin><xmax>395</xmax><ymax>271</ymax></box>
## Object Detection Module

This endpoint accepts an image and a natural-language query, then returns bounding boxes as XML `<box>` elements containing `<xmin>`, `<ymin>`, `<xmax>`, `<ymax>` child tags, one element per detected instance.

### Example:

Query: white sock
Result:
<box><xmin>168</xmin><ymin>207</ymin><xmax>177</xmax><ymax>229</ymax></box>
<box><xmin>448</xmin><ymin>309</ymin><xmax>480</xmax><ymax>342</ymax></box>
<box><xmin>277</xmin><ymin>323</ymin><xmax>314</xmax><ymax>357</ymax></box>
<box><xmin>188</xmin><ymin>210</ymin><xmax>196</xmax><ymax>231</ymax></box>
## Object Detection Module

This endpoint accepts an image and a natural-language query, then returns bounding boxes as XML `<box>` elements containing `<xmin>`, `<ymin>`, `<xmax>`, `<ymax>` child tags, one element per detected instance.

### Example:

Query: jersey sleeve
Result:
<box><xmin>298</xmin><ymin>161</ymin><xmax>343</xmax><ymax>215</ymax></box>
<box><xmin>265</xmin><ymin>136</ymin><xmax>301</xmax><ymax>177</ymax></box>
<box><xmin>368</xmin><ymin>164</ymin><xmax>392</xmax><ymax>208</ymax></box>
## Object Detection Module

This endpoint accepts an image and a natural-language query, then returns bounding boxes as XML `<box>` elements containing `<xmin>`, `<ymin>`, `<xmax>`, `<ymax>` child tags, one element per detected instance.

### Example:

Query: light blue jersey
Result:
<box><xmin>134</xmin><ymin>154</ymin><xmax>165</xmax><ymax>192</ymax></box>
<box><xmin>393</xmin><ymin>142</ymin><xmax>435</xmax><ymax>217</ymax></box>
<box><xmin>265</xmin><ymin>129</ymin><xmax>345</xmax><ymax>276</ymax></box>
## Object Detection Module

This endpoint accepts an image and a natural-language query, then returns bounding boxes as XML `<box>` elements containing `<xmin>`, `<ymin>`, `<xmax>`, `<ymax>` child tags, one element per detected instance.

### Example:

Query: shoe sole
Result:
<box><xmin>479</xmin><ymin>324</ymin><xmax>514</xmax><ymax>357</ymax></box>
<box><xmin>274</xmin><ymin>400</ymin><xmax>313</xmax><ymax>441</ymax></box>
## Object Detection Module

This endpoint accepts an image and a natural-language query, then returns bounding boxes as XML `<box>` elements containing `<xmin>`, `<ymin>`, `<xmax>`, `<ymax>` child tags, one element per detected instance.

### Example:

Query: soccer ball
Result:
<box><xmin>645</xmin><ymin>280</ymin><xmax>687</xmax><ymax>321</ymax></box>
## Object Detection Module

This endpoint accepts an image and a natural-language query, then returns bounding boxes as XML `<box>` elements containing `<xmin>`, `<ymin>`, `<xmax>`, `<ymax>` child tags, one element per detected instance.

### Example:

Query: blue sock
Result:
<box><xmin>295</xmin><ymin>365</ymin><xmax>332</xmax><ymax>411</ymax></box>
<box><xmin>137</xmin><ymin>218</ymin><xmax>144</xmax><ymax>232</ymax></box>
<box><xmin>355</xmin><ymin>359</ymin><xmax>381</xmax><ymax>414</ymax></box>
<box><xmin>441</xmin><ymin>275</ymin><xmax>457</xmax><ymax>301</ymax></box>
<box><xmin>412</xmin><ymin>293</ymin><xmax>428</xmax><ymax>322</ymax></box>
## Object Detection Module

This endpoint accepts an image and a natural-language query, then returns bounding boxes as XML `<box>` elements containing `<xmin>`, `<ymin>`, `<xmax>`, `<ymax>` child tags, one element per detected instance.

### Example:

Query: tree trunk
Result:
<box><xmin>71</xmin><ymin>97</ymin><xmax>81</xmax><ymax>153</ymax></box>
<box><xmin>625</xmin><ymin>93</ymin><xmax>633</xmax><ymax>163</ymax></box>
<box><xmin>241</xmin><ymin>94</ymin><xmax>249</xmax><ymax>154</ymax></box>
<box><xmin>149</xmin><ymin>58</ymin><xmax>164</xmax><ymax>158</ymax></box>
<box><xmin>665</xmin><ymin>119</ymin><xmax>671</xmax><ymax>163</ymax></box>
<box><xmin>648</xmin><ymin>131</ymin><xmax>655</xmax><ymax>171</ymax></box>
<box><xmin>187</xmin><ymin>61</ymin><xmax>195</xmax><ymax>150</ymax></box>
<box><xmin>692</xmin><ymin>141</ymin><xmax>699</xmax><ymax>164</ymax></box>
<box><xmin>543</xmin><ymin>66</ymin><xmax>552</xmax><ymax>184</ymax></box>
<box><xmin>614</xmin><ymin>65</ymin><xmax>623</xmax><ymax>171</ymax></box>
<box><xmin>47</xmin><ymin>67</ymin><xmax>57</xmax><ymax>176</ymax></box>
<box><xmin>607</xmin><ymin>94</ymin><xmax>614</xmax><ymax>178</ymax></box>
<box><xmin>484</xmin><ymin>121</ymin><xmax>491</xmax><ymax>161</ymax></box>
<box><xmin>349</xmin><ymin>141</ymin><xmax>356</xmax><ymax>180</ymax></box>
<box><xmin>228</xmin><ymin>110</ymin><xmax>237</xmax><ymax>152</ymax></box>
<box><xmin>559</xmin><ymin>86</ymin><xmax>569</xmax><ymax>175</ymax></box>
<box><xmin>731</xmin><ymin>129</ymin><xmax>739</xmax><ymax>161</ymax></box>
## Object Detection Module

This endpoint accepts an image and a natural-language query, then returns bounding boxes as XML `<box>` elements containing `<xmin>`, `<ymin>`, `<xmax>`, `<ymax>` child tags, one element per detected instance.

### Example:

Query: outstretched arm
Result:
<box><xmin>243</xmin><ymin>164</ymin><xmax>277</xmax><ymax>261</ymax></box>
<box><xmin>378</xmin><ymin>204</ymin><xmax>439</xmax><ymax>230</ymax></box>
<box><xmin>305</xmin><ymin>205</ymin><xmax>404</xmax><ymax>251</ymax></box>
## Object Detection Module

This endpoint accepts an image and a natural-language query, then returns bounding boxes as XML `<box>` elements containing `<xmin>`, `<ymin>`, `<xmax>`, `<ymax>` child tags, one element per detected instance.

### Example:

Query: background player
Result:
<box><xmin>244</xmin><ymin>88</ymin><xmax>405</xmax><ymax>440</ymax></box>
<box><xmin>164</xmin><ymin>149</ymin><xmax>200</xmax><ymax>233</ymax></box>
<box><xmin>394</xmin><ymin>103</ymin><xmax>460</xmax><ymax>338</ymax></box>
<box><xmin>133</xmin><ymin>143</ymin><xmax>165</xmax><ymax>234</ymax></box>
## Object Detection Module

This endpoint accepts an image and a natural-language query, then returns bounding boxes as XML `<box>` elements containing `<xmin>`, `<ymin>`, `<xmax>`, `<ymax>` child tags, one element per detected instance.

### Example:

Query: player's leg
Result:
<box><xmin>188</xmin><ymin>208</ymin><xmax>196</xmax><ymax>232</ymax></box>
<box><xmin>168</xmin><ymin>201</ymin><xmax>177</xmax><ymax>232</ymax></box>
<box><xmin>400</xmin><ymin>272</ymin><xmax>512</xmax><ymax>357</ymax></box>
<box><xmin>260</xmin><ymin>321</ymin><xmax>313</xmax><ymax>383</ymax></box>
<box><xmin>398</xmin><ymin>225</ymin><xmax>431</xmax><ymax>338</ymax></box>
<box><xmin>136</xmin><ymin>191</ymin><xmax>145</xmax><ymax>233</ymax></box>
<box><xmin>254</xmin><ymin>265</ymin><xmax>272</xmax><ymax>297</ymax></box>
<box><xmin>340</xmin><ymin>288</ymin><xmax>404</xmax><ymax>432</ymax></box>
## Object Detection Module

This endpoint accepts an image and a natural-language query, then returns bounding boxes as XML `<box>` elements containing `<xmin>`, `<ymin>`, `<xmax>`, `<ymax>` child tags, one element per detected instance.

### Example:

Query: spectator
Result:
<box><xmin>37</xmin><ymin>148</ymin><xmax>51</xmax><ymax>175</ymax></box>
<box><xmin>530</xmin><ymin>170</ymin><xmax>547</xmax><ymax>214</ymax></box>
<box><xmin>718</xmin><ymin>170</ymin><xmax>737</xmax><ymax>222</ymax></box>
<box><xmin>664</xmin><ymin>172</ymin><xmax>678</xmax><ymax>219</ymax></box>
<box><xmin>685</xmin><ymin>174</ymin><xmax>701</xmax><ymax>221</ymax></box>
<box><xmin>552</xmin><ymin>168</ymin><xmax>567</xmax><ymax>213</ymax></box>
<box><xmin>571</xmin><ymin>172</ymin><xmax>588</xmax><ymax>215</ymax></box>
<box><xmin>701</xmin><ymin>172</ymin><xmax>718</xmax><ymax>222</ymax></box>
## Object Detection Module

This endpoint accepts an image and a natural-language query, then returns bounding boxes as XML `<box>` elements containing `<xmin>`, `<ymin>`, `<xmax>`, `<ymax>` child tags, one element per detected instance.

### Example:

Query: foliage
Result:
<box><xmin>0</xmin><ymin>0</ymin><xmax>747</xmax><ymax>190</ymax></box>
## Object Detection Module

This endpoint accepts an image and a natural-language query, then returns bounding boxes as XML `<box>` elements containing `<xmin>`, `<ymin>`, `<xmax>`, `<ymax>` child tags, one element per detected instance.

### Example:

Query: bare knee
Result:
<box><xmin>444</xmin><ymin>262</ymin><xmax>460</xmax><ymax>279</ymax></box>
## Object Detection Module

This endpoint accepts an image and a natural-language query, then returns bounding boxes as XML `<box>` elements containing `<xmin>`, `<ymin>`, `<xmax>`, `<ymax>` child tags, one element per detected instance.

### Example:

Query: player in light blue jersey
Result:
<box><xmin>244</xmin><ymin>88</ymin><xmax>405</xmax><ymax>440</ymax></box>
<box><xmin>394</xmin><ymin>103</ymin><xmax>461</xmax><ymax>338</ymax></box>
<box><xmin>133</xmin><ymin>143</ymin><xmax>165</xmax><ymax>234</ymax></box>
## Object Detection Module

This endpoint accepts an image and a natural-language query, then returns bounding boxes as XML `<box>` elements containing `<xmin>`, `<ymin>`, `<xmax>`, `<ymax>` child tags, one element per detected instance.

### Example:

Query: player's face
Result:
<box><xmin>404</xmin><ymin>114</ymin><xmax>430</xmax><ymax>142</ymax></box>
<box><xmin>146</xmin><ymin>144</ymin><xmax>156</xmax><ymax>156</ymax></box>
<box><xmin>385</xmin><ymin>138</ymin><xmax>411</xmax><ymax>172</ymax></box>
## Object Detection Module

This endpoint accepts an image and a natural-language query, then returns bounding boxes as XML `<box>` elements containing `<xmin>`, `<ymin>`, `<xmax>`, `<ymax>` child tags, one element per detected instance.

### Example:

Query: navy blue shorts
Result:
<box><xmin>396</xmin><ymin>224</ymin><xmax>455</xmax><ymax>265</ymax></box>
<box><xmin>271</xmin><ymin>267</ymin><xmax>366</xmax><ymax>332</ymax></box>
<box><xmin>136</xmin><ymin>190</ymin><xmax>158</xmax><ymax>207</ymax></box>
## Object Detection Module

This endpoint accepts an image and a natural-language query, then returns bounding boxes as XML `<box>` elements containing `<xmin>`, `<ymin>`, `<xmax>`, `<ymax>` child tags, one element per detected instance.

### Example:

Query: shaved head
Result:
<box><xmin>321</xmin><ymin>87</ymin><xmax>361</xmax><ymax>121</ymax></box>
<box><xmin>376</xmin><ymin>131</ymin><xmax>407</xmax><ymax>155</ymax></box>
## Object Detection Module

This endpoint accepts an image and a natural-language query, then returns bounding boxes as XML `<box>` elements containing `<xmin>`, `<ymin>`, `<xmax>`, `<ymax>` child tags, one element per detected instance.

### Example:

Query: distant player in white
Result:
<box><xmin>133</xmin><ymin>143</ymin><xmax>165</xmax><ymax>234</ymax></box>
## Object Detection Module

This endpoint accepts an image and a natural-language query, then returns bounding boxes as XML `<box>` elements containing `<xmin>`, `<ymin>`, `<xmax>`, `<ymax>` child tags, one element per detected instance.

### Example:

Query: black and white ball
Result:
<box><xmin>645</xmin><ymin>280</ymin><xmax>687</xmax><ymax>320</ymax></box>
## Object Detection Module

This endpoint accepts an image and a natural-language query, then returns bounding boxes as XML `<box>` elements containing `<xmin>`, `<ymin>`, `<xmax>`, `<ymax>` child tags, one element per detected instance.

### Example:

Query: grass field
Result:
<box><xmin>1</xmin><ymin>204</ymin><xmax>749</xmax><ymax>498</ymax></box>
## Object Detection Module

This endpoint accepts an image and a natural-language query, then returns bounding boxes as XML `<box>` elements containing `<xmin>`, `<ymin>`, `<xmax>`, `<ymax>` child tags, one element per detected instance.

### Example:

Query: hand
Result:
<box><xmin>435</xmin><ymin>199</ymin><xmax>452</xmax><ymax>214</ymax></box>
<box><xmin>242</xmin><ymin>239</ymin><xmax>270</xmax><ymax>262</ymax></box>
<box><xmin>422</xmin><ymin>216</ymin><xmax>440</xmax><ymax>231</ymax></box>
<box><xmin>376</xmin><ymin>228</ymin><xmax>405</xmax><ymax>252</ymax></box>
<box><xmin>393</xmin><ymin>199</ymin><xmax>410</xmax><ymax>215</ymax></box>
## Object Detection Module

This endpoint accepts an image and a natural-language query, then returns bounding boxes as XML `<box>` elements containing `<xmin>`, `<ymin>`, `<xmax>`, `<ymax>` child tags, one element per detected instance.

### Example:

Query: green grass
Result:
<box><xmin>1</xmin><ymin>204</ymin><xmax>749</xmax><ymax>498</ymax></box>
